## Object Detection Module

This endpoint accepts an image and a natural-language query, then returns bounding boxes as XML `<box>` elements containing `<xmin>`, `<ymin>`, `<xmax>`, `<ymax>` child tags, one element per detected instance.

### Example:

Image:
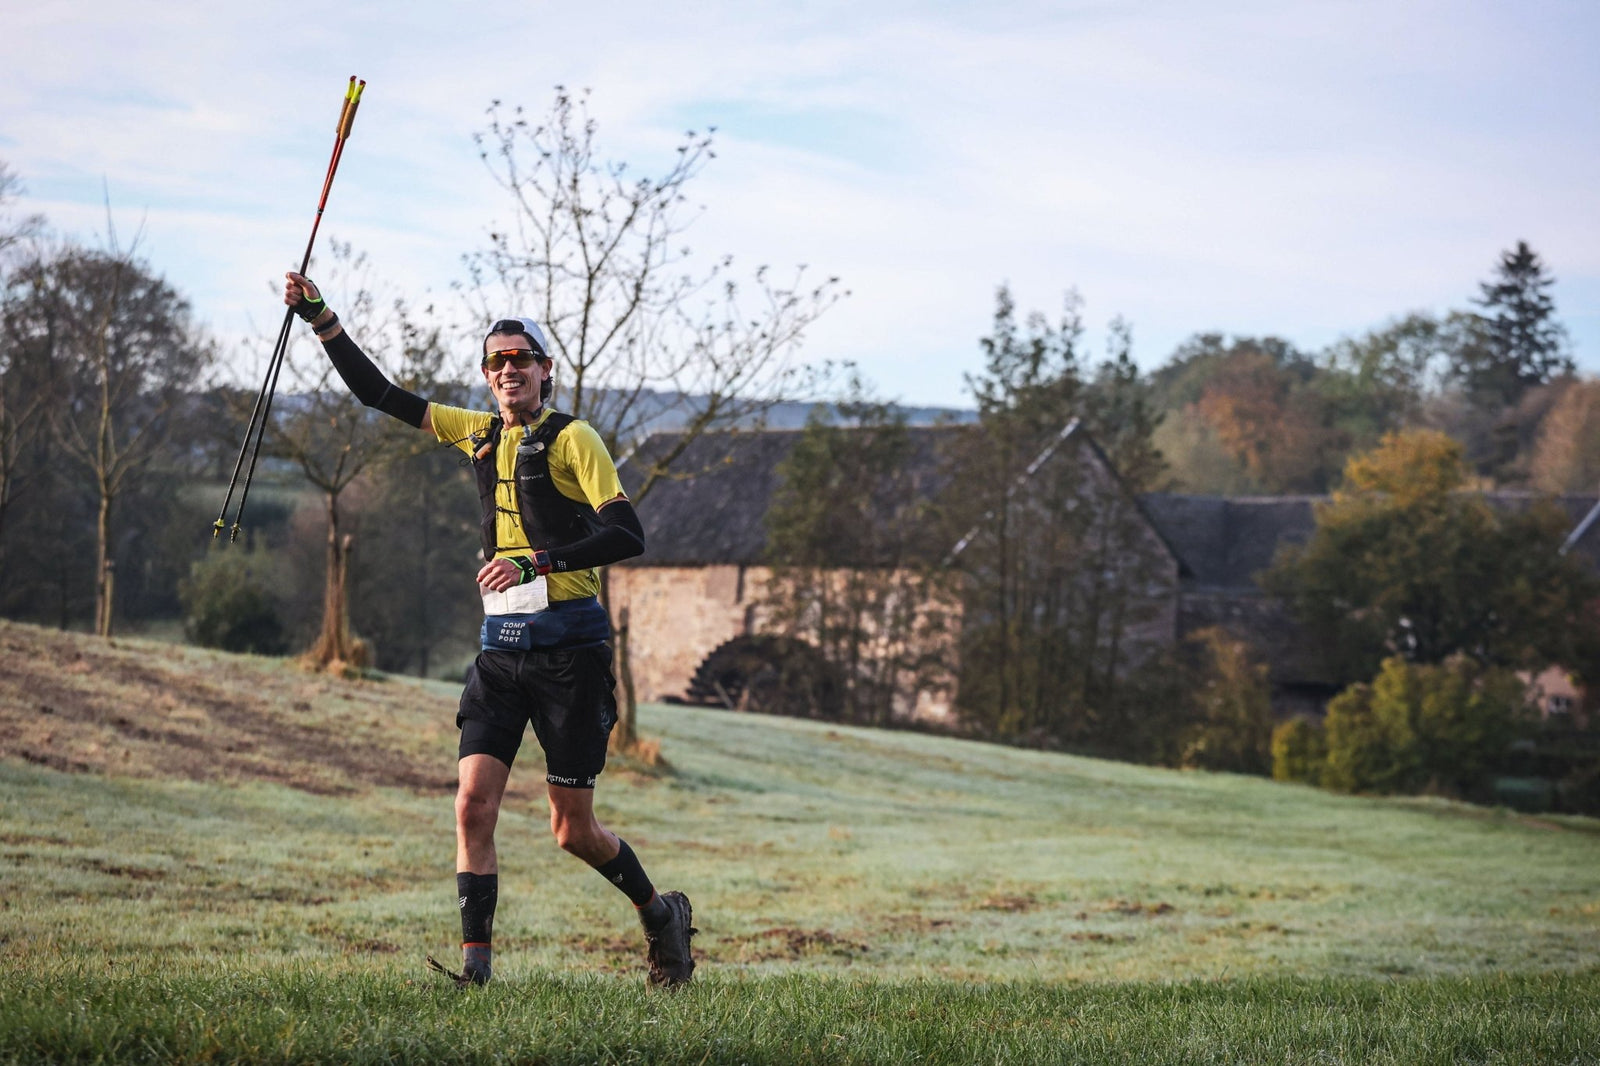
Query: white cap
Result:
<box><xmin>484</xmin><ymin>317</ymin><xmax>549</xmax><ymax>359</ymax></box>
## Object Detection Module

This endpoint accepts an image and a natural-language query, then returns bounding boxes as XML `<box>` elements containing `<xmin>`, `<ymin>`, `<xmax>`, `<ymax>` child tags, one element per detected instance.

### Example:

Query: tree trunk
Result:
<box><xmin>609</xmin><ymin>594</ymin><xmax>640</xmax><ymax>755</ymax></box>
<box><xmin>306</xmin><ymin>491</ymin><xmax>361</xmax><ymax>671</ymax></box>
<box><xmin>94</xmin><ymin>488</ymin><xmax>113</xmax><ymax>637</ymax></box>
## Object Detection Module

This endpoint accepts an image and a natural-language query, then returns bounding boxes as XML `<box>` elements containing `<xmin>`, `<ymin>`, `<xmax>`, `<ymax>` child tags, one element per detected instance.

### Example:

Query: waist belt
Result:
<box><xmin>481</xmin><ymin>597</ymin><xmax>608</xmax><ymax>651</ymax></box>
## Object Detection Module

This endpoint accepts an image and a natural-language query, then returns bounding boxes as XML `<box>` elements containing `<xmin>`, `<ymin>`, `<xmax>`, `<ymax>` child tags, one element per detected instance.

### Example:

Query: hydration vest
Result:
<box><xmin>469</xmin><ymin>411</ymin><xmax>600</xmax><ymax>563</ymax></box>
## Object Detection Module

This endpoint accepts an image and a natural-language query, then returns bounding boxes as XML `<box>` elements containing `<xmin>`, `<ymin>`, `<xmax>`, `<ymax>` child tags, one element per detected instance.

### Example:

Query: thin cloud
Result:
<box><xmin>2</xmin><ymin>0</ymin><xmax>1595</xmax><ymax>404</ymax></box>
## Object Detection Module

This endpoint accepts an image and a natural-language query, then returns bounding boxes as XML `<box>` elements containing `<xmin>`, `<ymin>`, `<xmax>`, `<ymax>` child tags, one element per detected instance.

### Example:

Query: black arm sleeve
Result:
<box><xmin>322</xmin><ymin>330</ymin><xmax>429</xmax><ymax>429</ymax></box>
<box><xmin>545</xmin><ymin>498</ymin><xmax>646</xmax><ymax>572</ymax></box>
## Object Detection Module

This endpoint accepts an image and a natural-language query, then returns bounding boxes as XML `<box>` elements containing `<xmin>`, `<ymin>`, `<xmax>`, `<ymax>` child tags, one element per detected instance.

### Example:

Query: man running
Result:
<box><xmin>283</xmin><ymin>271</ymin><xmax>695</xmax><ymax>988</ymax></box>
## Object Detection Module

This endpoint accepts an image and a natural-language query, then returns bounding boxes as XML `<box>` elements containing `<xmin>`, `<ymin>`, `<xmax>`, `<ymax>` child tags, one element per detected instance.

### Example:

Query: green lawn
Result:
<box><xmin>1</xmin><ymin>623</ymin><xmax>1597</xmax><ymax>1062</ymax></box>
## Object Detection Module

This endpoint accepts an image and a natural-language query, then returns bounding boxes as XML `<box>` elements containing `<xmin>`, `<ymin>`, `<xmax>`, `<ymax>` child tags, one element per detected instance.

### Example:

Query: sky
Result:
<box><xmin>3</xmin><ymin>0</ymin><xmax>1597</xmax><ymax>407</ymax></box>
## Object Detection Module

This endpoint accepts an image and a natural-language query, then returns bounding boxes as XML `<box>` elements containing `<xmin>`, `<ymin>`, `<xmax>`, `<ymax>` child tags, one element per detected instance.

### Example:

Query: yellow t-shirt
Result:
<box><xmin>429</xmin><ymin>404</ymin><xmax>626</xmax><ymax>601</ymax></box>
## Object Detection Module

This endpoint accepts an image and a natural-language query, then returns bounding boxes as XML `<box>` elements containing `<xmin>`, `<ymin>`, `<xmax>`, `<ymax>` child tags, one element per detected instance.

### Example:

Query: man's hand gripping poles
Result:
<box><xmin>212</xmin><ymin>76</ymin><xmax>367</xmax><ymax>542</ymax></box>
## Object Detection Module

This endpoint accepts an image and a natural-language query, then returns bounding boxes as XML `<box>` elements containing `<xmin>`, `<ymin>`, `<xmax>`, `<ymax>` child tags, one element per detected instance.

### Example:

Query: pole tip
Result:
<box><xmin>229</xmin><ymin>524</ymin><xmax>242</xmax><ymax>543</ymax></box>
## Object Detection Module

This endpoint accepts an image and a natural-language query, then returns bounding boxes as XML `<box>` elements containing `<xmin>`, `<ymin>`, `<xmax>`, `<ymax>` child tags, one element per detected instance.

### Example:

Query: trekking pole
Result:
<box><xmin>213</xmin><ymin>75</ymin><xmax>367</xmax><ymax>542</ymax></box>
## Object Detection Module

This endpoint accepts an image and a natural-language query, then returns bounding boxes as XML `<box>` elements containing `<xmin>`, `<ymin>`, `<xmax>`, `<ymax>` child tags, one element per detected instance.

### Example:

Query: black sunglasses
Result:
<box><xmin>482</xmin><ymin>349</ymin><xmax>543</xmax><ymax>372</ymax></box>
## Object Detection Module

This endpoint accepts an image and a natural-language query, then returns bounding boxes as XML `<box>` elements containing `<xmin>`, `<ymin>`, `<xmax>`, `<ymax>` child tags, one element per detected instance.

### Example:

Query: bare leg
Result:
<box><xmin>546</xmin><ymin>782</ymin><xmax>621</xmax><ymax>867</ymax></box>
<box><xmin>457</xmin><ymin>754</ymin><xmax>510</xmax><ymax>873</ymax></box>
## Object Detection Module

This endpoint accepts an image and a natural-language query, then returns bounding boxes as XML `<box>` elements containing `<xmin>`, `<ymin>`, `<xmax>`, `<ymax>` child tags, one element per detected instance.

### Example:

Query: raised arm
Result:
<box><xmin>284</xmin><ymin>272</ymin><xmax>433</xmax><ymax>433</ymax></box>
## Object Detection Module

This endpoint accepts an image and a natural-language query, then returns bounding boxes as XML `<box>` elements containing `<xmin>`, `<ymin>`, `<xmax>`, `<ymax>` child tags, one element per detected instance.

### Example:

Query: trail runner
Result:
<box><xmin>283</xmin><ymin>272</ymin><xmax>695</xmax><ymax>988</ymax></box>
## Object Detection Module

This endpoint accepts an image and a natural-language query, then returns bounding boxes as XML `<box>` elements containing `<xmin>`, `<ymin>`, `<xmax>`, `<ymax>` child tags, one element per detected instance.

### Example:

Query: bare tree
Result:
<box><xmin>463</xmin><ymin>88</ymin><xmax>846</xmax><ymax>749</ymax></box>
<box><xmin>463</xmin><ymin>88</ymin><xmax>845</xmax><ymax>485</ymax></box>
<box><xmin>0</xmin><ymin>161</ymin><xmax>49</xmax><ymax>565</ymax></box>
<box><xmin>14</xmin><ymin>237</ymin><xmax>211</xmax><ymax>635</ymax></box>
<box><xmin>265</xmin><ymin>243</ymin><xmax>449</xmax><ymax>671</ymax></box>
<box><xmin>0</xmin><ymin>162</ymin><xmax>43</xmax><ymax>263</ymax></box>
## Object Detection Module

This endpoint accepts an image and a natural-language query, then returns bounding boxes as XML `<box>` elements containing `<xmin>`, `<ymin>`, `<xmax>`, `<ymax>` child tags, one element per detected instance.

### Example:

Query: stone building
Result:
<box><xmin>609</xmin><ymin>421</ymin><xmax>1182</xmax><ymax>722</ymax></box>
<box><xmin>609</xmin><ymin>419</ymin><xmax>1600</xmax><ymax>725</ymax></box>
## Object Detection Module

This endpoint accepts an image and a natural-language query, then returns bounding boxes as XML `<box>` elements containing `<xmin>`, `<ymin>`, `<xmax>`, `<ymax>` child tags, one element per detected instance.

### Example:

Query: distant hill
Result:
<box><xmin>596</xmin><ymin>390</ymin><xmax>977</xmax><ymax>442</ymax></box>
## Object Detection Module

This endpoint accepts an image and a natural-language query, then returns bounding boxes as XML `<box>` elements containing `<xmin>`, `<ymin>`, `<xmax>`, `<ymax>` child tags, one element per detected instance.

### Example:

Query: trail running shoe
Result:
<box><xmin>425</xmin><ymin>954</ymin><xmax>489</xmax><ymax>988</ymax></box>
<box><xmin>645</xmin><ymin>890</ymin><xmax>697</xmax><ymax>988</ymax></box>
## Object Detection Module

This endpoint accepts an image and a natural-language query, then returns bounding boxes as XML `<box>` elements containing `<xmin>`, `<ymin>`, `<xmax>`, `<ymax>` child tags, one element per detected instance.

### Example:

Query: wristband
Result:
<box><xmin>510</xmin><ymin>556</ymin><xmax>536</xmax><ymax>585</ymax></box>
<box><xmin>292</xmin><ymin>291</ymin><xmax>327</xmax><ymax>323</ymax></box>
<box><xmin>313</xmin><ymin>311</ymin><xmax>341</xmax><ymax>340</ymax></box>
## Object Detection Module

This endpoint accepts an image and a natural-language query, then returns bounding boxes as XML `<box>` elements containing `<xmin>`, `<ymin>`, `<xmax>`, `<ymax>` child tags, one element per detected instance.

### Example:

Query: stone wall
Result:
<box><xmin>608</xmin><ymin>564</ymin><xmax>769</xmax><ymax>707</ymax></box>
<box><xmin>607</xmin><ymin>563</ymin><xmax>960</xmax><ymax>723</ymax></box>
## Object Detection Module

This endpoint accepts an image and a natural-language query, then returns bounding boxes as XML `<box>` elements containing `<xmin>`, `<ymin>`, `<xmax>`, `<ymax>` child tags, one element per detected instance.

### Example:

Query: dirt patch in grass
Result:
<box><xmin>0</xmin><ymin>621</ymin><xmax>458</xmax><ymax>795</ymax></box>
<box><xmin>716</xmin><ymin>926</ymin><xmax>873</xmax><ymax>962</ymax></box>
<box><xmin>876</xmin><ymin>912</ymin><xmax>956</xmax><ymax>934</ymax></box>
<box><xmin>975</xmin><ymin>892</ymin><xmax>1039</xmax><ymax>912</ymax></box>
<box><xmin>75</xmin><ymin>858</ymin><xmax>168</xmax><ymax>881</ymax></box>
<box><xmin>306</xmin><ymin>925</ymin><xmax>403</xmax><ymax>955</ymax></box>
<box><xmin>1096</xmin><ymin>899</ymin><xmax>1177</xmax><ymax>917</ymax></box>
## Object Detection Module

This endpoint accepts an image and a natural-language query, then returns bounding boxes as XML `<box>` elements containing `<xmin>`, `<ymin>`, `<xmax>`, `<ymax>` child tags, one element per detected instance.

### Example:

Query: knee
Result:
<box><xmin>456</xmin><ymin>788</ymin><xmax>501</xmax><ymax>833</ymax></box>
<box><xmin>549</xmin><ymin>810</ymin><xmax>599</xmax><ymax>855</ymax></box>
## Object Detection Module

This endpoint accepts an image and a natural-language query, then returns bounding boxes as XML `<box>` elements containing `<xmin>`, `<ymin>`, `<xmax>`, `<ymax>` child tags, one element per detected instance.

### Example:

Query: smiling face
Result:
<box><xmin>482</xmin><ymin>330</ymin><xmax>551</xmax><ymax>422</ymax></box>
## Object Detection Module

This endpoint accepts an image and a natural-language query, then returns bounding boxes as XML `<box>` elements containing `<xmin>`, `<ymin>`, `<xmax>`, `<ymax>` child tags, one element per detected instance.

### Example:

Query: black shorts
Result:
<box><xmin>457</xmin><ymin>645</ymin><xmax>618</xmax><ymax>788</ymax></box>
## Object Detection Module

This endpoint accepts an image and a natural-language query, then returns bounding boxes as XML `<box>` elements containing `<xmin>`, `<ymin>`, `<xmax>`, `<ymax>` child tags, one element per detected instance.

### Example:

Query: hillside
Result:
<box><xmin>1</xmin><ymin>618</ymin><xmax>1597</xmax><ymax>985</ymax></box>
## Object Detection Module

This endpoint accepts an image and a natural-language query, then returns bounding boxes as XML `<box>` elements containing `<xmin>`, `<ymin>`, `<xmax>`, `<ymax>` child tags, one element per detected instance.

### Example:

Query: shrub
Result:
<box><xmin>1322</xmin><ymin>655</ymin><xmax>1526</xmax><ymax>795</ymax></box>
<box><xmin>1179</xmin><ymin>628</ymin><xmax>1273</xmax><ymax>774</ymax></box>
<box><xmin>1271</xmin><ymin>718</ymin><xmax>1326</xmax><ymax>784</ymax></box>
<box><xmin>180</xmin><ymin>551</ymin><xmax>288</xmax><ymax>655</ymax></box>
<box><xmin>1322</xmin><ymin>680</ymin><xmax>1389</xmax><ymax>792</ymax></box>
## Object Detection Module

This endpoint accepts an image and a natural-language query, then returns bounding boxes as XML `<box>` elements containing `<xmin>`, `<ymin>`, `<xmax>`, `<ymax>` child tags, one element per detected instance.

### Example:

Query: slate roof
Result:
<box><xmin>618</xmin><ymin>426</ymin><xmax>964</xmax><ymax>567</ymax></box>
<box><xmin>617</xmin><ymin>424</ymin><xmax>1600</xmax><ymax>585</ymax></box>
<box><xmin>1137</xmin><ymin>495</ymin><xmax>1319</xmax><ymax>590</ymax></box>
<box><xmin>1140</xmin><ymin>491</ymin><xmax>1600</xmax><ymax>593</ymax></box>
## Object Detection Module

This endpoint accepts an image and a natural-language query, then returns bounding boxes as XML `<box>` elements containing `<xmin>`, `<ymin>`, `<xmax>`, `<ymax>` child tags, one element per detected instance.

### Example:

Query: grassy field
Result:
<box><xmin>1</xmin><ymin>619</ymin><xmax>1597</xmax><ymax>1063</ymax></box>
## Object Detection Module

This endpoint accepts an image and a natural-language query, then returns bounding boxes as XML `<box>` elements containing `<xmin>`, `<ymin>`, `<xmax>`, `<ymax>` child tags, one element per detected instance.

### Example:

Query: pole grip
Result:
<box><xmin>332</xmin><ymin>76</ymin><xmax>355</xmax><ymax>137</ymax></box>
<box><xmin>338</xmin><ymin>78</ymin><xmax>366</xmax><ymax>139</ymax></box>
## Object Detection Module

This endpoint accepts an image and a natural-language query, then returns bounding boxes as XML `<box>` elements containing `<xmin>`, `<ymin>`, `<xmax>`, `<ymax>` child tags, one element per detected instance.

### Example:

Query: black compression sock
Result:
<box><xmin>594</xmin><ymin>839</ymin><xmax>667</xmax><ymax>926</ymax></box>
<box><xmin>457</xmin><ymin>872</ymin><xmax>498</xmax><ymax>976</ymax></box>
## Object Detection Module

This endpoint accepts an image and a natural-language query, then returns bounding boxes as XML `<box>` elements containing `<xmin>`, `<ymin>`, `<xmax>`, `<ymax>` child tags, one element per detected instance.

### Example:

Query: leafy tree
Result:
<box><xmin>0</xmin><ymin>200</ymin><xmax>54</xmax><ymax>570</ymax></box>
<box><xmin>1267</xmin><ymin>429</ymin><xmax>1600</xmax><ymax>683</ymax></box>
<box><xmin>1321</xmin><ymin>676</ymin><xmax>1399</xmax><ymax>794</ymax></box>
<box><xmin>950</xmin><ymin>287</ymin><xmax>1177</xmax><ymax>754</ymax></box>
<box><xmin>1318</xmin><ymin>312</ymin><xmax>1450</xmax><ymax>448</ymax></box>
<box><xmin>1321</xmin><ymin>655</ymin><xmax>1527</xmax><ymax>795</ymax></box>
<box><xmin>1151</xmin><ymin>333</ymin><xmax>1345</xmax><ymax>493</ymax></box>
<box><xmin>1527</xmin><ymin>378</ymin><xmax>1600</xmax><ymax>493</ymax></box>
<box><xmin>761</xmin><ymin>375</ymin><xmax>956</xmax><ymax>724</ymax></box>
<box><xmin>1083</xmin><ymin>316</ymin><xmax>1167</xmax><ymax>490</ymax></box>
<box><xmin>1179</xmin><ymin>627</ymin><xmax>1273</xmax><ymax>775</ymax></box>
<box><xmin>1451</xmin><ymin>241</ymin><xmax>1571</xmax><ymax>407</ymax></box>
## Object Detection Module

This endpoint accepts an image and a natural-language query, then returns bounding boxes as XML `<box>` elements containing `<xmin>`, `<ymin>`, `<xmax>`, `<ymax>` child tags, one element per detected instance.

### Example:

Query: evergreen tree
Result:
<box><xmin>1452</xmin><ymin>241</ymin><xmax>1571</xmax><ymax>406</ymax></box>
